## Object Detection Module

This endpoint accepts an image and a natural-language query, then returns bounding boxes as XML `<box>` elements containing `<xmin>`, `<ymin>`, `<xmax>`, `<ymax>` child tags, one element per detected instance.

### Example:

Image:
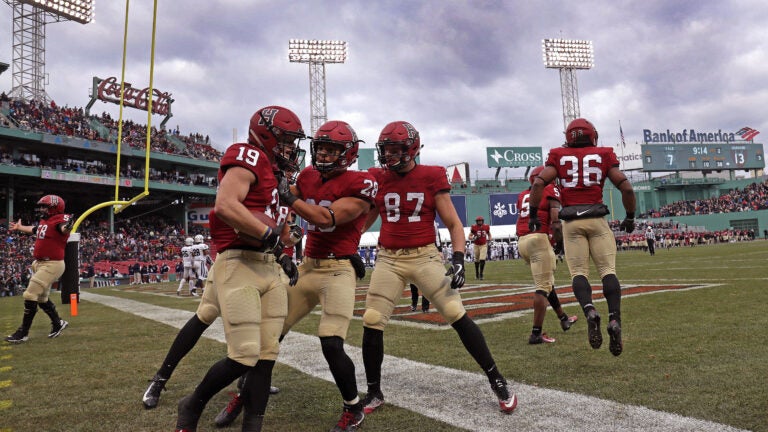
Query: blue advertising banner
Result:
<box><xmin>489</xmin><ymin>193</ymin><xmax>519</xmax><ymax>225</ymax></box>
<box><xmin>436</xmin><ymin>195</ymin><xmax>467</xmax><ymax>228</ymax></box>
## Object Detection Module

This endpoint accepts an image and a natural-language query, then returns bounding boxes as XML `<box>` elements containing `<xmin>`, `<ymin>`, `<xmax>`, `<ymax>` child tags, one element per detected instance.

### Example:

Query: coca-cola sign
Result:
<box><xmin>94</xmin><ymin>76</ymin><xmax>173</xmax><ymax>116</ymax></box>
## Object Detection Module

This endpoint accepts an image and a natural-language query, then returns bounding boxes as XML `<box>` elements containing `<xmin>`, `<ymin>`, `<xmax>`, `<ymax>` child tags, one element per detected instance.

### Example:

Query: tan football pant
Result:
<box><xmin>562</xmin><ymin>217</ymin><xmax>617</xmax><ymax>279</ymax></box>
<box><xmin>518</xmin><ymin>233</ymin><xmax>556</xmax><ymax>294</ymax></box>
<box><xmin>282</xmin><ymin>258</ymin><xmax>357</xmax><ymax>339</ymax></box>
<box><xmin>473</xmin><ymin>243</ymin><xmax>488</xmax><ymax>261</ymax></box>
<box><xmin>364</xmin><ymin>244</ymin><xmax>466</xmax><ymax>330</ymax></box>
<box><xmin>196</xmin><ymin>249</ymin><xmax>288</xmax><ymax>365</ymax></box>
<box><xmin>23</xmin><ymin>260</ymin><xmax>65</xmax><ymax>302</ymax></box>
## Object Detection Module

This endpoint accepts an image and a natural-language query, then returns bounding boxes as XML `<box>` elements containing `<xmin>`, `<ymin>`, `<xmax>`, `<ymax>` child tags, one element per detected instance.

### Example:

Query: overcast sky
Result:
<box><xmin>1</xmin><ymin>0</ymin><xmax>766</xmax><ymax>180</ymax></box>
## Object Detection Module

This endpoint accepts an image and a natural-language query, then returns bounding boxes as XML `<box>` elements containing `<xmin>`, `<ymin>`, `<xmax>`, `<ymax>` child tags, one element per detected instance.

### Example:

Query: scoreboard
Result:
<box><xmin>640</xmin><ymin>143</ymin><xmax>765</xmax><ymax>172</ymax></box>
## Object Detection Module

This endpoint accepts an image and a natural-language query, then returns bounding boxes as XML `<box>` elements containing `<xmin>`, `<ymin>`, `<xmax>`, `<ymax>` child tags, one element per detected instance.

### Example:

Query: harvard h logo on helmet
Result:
<box><xmin>310</xmin><ymin>120</ymin><xmax>362</xmax><ymax>173</ymax></box>
<box><xmin>36</xmin><ymin>194</ymin><xmax>65</xmax><ymax>219</ymax></box>
<box><xmin>249</xmin><ymin>106</ymin><xmax>306</xmax><ymax>178</ymax></box>
<box><xmin>565</xmin><ymin>118</ymin><xmax>599</xmax><ymax>147</ymax></box>
<box><xmin>376</xmin><ymin>121</ymin><xmax>422</xmax><ymax>171</ymax></box>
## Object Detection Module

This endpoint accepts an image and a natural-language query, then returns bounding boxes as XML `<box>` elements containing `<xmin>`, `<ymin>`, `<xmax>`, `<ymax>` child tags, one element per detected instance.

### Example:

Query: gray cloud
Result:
<box><xmin>0</xmin><ymin>0</ymin><xmax>765</xmax><ymax>179</ymax></box>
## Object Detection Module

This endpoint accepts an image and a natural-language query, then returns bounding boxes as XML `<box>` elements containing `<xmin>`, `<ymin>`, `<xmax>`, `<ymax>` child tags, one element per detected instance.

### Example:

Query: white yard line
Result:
<box><xmin>82</xmin><ymin>291</ymin><xmax>747</xmax><ymax>432</ymax></box>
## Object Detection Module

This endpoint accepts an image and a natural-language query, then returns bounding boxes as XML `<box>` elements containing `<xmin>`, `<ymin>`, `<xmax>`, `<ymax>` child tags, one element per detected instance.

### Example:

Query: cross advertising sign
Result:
<box><xmin>486</xmin><ymin>147</ymin><xmax>543</xmax><ymax>168</ymax></box>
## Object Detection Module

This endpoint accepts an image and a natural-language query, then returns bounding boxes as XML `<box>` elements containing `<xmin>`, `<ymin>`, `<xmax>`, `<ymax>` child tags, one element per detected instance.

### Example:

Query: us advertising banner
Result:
<box><xmin>436</xmin><ymin>195</ymin><xmax>467</xmax><ymax>228</ymax></box>
<box><xmin>489</xmin><ymin>193</ymin><xmax>519</xmax><ymax>225</ymax></box>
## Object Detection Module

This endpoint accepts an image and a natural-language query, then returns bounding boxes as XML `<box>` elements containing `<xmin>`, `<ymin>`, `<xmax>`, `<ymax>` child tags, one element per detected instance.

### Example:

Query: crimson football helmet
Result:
<box><xmin>376</xmin><ymin>121</ymin><xmax>421</xmax><ymax>171</ymax></box>
<box><xmin>248</xmin><ymin>106</ymin><xmax>306</xmax><ymax>178</ymax></box>
<box><xmin>310</xmin><ymin>120</ymin><xmax>362</xmax><ymax>173</ymax></box>
<box><xmin>564</xmin><ymin>118</ymin><xmax>598</xmax><ymax>147</ymax></box>
<box><xmin>529</xmin><ymin>165</ymin><xmax>545</xmax><ymax>185</ymax></box>
<box><xmin>35</xmin><ymin>194</ymin><xmax>65</xmax><ymax>219</ymax></box>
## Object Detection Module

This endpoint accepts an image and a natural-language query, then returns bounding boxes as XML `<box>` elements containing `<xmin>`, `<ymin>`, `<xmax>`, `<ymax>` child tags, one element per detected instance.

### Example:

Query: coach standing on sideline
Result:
<box><xmin>528</xmin><ymin>118</ymin><xmax>636</xmax><ymax>357</ymax></box>
<box><xmin>5</xmin><ymin>195</ymin><xmax>72</xmax><ymax>344</ymax></box>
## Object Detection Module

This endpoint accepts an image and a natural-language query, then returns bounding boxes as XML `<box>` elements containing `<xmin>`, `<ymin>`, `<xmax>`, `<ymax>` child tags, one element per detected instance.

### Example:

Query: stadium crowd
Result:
<box><xmin>639</xmin><ymin>179</ymin><xmax>768</xmax><ymax>218</ymax></box>
<box><xmin>0</xmin><ymin>94</ymin><xmax>222</xmax><ymax>162</ymax></box>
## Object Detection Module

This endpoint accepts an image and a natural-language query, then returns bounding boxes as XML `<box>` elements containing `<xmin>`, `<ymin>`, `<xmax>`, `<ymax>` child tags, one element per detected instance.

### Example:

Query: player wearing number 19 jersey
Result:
<box><xmin>360</xmin><ymin>121</ymin><xmax>517</xmax><ymax>417</ymax></box>
<box><xmin>529</xmin><ymin>118</ymin><xmax>636</xmax><ymax>357</ymax></box>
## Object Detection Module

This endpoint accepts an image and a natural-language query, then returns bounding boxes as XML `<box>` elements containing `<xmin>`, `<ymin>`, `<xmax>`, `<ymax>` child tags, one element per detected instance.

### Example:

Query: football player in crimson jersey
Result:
<box><xmin>528</xmin><ymin>118</ymin><xmax>636</xmax><ymax>357</ymax></box>
<box><xmin>139</xmin><ymin>106</ymin><xmax>303</xmax><ymax>432</ymax></box>
<box><xmin>5</xmin><ymin>195</ymin><xmax>72</xmax><ymax>344</ymax></box>
<box><xmin>468</xmin><ymin>216</ymin><xmax>492</xmax><ymax>279</ymax></box>
<box><xmin>516</xmin><ymin>166</ymin><xmax>578</xmax><ymax>345</ymax></box>
<box><xmin>359</xmin><ymin>121</ymin><xmax>517</xmax><ymax>416</ymax></box>
<box><xmin>276</xmin><ymin>119</ymin><xmax>376</xmax><ymax>432</ymax></box>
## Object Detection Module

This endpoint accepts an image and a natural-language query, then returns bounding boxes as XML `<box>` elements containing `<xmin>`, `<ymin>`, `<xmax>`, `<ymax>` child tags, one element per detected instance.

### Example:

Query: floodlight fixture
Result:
<box><xmin>542</xmin><ymin>38</ymin><xmax>594</xmax><ymax>69</ymax></box>
<box><xmin>0</xmin><ymin>62</ymin><xmax>8</xmax><ymax>75</ymax></box>
<box><xmin>542</xmin><ymin>38</ymin><xmax>594</xmax><ymax>130</ymax></box>
<box><xmin>18</xmin><ymin>0</ymin><xmax>94</xmax><ymax>24</ymax></box>
<box><xmin>4</xmin><ymin>0</ymin><xmax>95</xmax><ymax>102</ymax></box>
<box><xmin>288</xmin><ymin>39</ymin><xmax>348</xmax><ymax>135</ymax></box>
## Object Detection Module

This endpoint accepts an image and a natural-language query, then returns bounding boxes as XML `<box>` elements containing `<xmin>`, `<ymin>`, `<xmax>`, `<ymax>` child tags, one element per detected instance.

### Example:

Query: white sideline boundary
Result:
<box><xmin>81</xmin><ymin>291</ymin><xmax>747</xmax><ymax>432</ymax></box>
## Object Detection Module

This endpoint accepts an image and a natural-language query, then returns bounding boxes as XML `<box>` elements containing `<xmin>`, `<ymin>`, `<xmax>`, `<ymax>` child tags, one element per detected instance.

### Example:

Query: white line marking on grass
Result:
<box><xmin>81</xmin><ymin>291</ymin><xmax>747</xmax><ymax>432</ymax></box>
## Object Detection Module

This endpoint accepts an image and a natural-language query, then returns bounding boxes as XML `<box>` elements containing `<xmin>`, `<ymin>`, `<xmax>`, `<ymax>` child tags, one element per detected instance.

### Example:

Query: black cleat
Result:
<box><xmin>330</xmin><ymin>403</ymin><xmax>364</xmax><ymax>432</ymax></box>
<box><xmin>361</xmin><ymin>390</ymin><xmax>385</xmax><ymax>414</ymax></box>
<box><xmin>560</xmin><ymin>315</ymin><xmax>578</xmax><ymax>332</ymax></box>
<box><xmin>586</xmin><ymin>309</ymin><xmax>603</xmax><ymax>349</ymax></box>
<box><xmin>142</xmin><ymin>374</ymin><xmax>168</xmax><ymax>409</ymax></box>
<box><xmin>48</xmin><ymin>319</ymin><xmax>68</xmax><ymax>338</ymax></box>
<box><xmin>490</xmin><ymin>377</ymin><xmax>517</xmax><ymax>413</ymax></box>
<box><xmin>175</xmin><ymin>395</ymin><xmax>202</xmax><ymax>432</ymax></box>
<box><xmin>214</xmin><ymin>392</ymin><xmax>242</xmax><ymax>428</ymax></box>
<box><xmin>4</xmin><ymin>329</ymin><xmax>28</xmax><ymax>344</ymax></box>
<box><xmin>607</xmin><ymin>320</ymin><xmax>623</xmax><ymax>356</ymax></box>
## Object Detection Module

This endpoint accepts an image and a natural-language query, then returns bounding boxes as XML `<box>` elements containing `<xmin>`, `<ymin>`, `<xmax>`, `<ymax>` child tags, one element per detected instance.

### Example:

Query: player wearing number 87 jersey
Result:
<box><xmin>360</xmin><ymin>121</ymin><xmax>517</xmax><ymax>416</ymax></box>
<box><xmin>529</xmin><ymin>117</ymin><xmax>636</xmax><ymax>357</ymax></box>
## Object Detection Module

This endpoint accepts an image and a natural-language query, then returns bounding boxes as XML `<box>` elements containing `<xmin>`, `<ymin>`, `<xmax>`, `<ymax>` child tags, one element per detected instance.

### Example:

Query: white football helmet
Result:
<box><xmin>194</xmin><ymin>234</ymin><xmax>204</xmax><ymax>244</ymax></box>
<box><xmin>184</xmin><ymin>237</ymin><xmax>194</xmax><ymax>246</ymax></box>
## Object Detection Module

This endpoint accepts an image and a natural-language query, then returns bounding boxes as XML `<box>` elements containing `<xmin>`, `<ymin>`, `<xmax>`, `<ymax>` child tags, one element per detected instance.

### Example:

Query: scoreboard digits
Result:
<box><xmin>641</xmin><ymin>143</ymin><xmax>764</xmax><ymax>171</ymax></box>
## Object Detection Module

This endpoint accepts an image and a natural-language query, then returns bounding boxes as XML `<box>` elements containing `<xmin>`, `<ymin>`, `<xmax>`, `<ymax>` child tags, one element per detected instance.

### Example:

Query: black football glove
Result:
<box><xmin>287</xmin><ymin>223</ymin><xmax>304</xmax><ymax>245</ymax></box>
<box><xmin>445</xmin><ymin>251</ymin><xmax>466</xmax><ymax>289</ymax></box>
<box><xmin>277</xmin><ymin>253</ymin><xmax>299</xmax><ymax>286</ymax></box>
<box><xmin>350</xmin><ymin>253</ymin><xmax>366</xmax><ymax>279</ymax></box>
<box><xmin>261</xmin><ymin>226</ymin><xmax>281</xmax><ymax>252</ymax></box>
<box><xmin>528</xmin><ymin>207</ymin><xmax>541</xmax><ymax>232</ymax></box>
<box><xmin>277</xmin><ymin>174</ymin><xmax>298</xmax><ymax>206</ymax></box>
<box><xmin>553</xmin><ymin>240</ymin><xmax>564</xmax><ymax>255</ymax></box>
<box><xmin>620</xmin><ymin>217</ymin><xmax>635</xmax><ymax>233</ymax></box>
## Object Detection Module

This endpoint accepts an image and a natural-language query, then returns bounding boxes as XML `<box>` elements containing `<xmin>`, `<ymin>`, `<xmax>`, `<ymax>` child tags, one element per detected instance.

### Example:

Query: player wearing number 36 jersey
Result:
<box><xmin>360</xmin><ymin>121</ymin><xmax>517</xmax><ymax>417</ymax></box>
<box><xmin>529</xmin><ymin>118</ymin><xmax>636</xmax><ymax>357</ymax></box>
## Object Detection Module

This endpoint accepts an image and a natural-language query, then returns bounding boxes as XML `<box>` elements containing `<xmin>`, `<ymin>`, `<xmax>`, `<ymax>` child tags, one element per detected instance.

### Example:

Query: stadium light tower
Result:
<box><xmin>288</xmin><ymin>39</ymin><xmax>347</xmax><ymax>136</ymax></box>
<box><xmin>542</xmin><ymin>38</ymin><xmax>594</xmax><ymax>130</ymax></box>
<box><xmin>3</xmin><ymin>0</ymin><xmax>94</xmax><ymax>103</ymax></box>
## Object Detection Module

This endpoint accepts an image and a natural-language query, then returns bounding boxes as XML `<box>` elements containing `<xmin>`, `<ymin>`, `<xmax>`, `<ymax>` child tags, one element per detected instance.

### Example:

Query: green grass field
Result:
<box><xmin>1</xmin><ymin>241</ymin><xmax>767</xmax><ymax>431</ymax></box>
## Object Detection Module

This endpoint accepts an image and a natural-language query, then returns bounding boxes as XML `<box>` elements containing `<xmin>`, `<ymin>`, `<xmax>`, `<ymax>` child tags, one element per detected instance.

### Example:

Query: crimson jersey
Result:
<box><xmin>33</xmin><ymin>213</ymin><xmax>71</xmax><ymax>260</ymax></box>
<box><xmin>470</xmin><ymin>224</ymin><xmax>490</xmax><ymax>245</ymax></box>
<box><xmin>516</xmin><ymin>183</ymin><xmax>561</xmax><ymax>237</ymax></box>
<box><xmin>369</xmin><ymin>165</ymin><xmax>450</xmax><ymax>249</ymax></box>
<box><xmin>545</xmin><ymin>146</ymin><xmax>620</xmax><ymax>206</ymax></box>
<box><xmin>298</xmin><ymin>167</ymin><xmax>377</xmax><ymax>258</ymax></box>
<box><xmin>209</xmin><ymin>142</ymin><xmax>280</xmax><ymax>252</ymax></box>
